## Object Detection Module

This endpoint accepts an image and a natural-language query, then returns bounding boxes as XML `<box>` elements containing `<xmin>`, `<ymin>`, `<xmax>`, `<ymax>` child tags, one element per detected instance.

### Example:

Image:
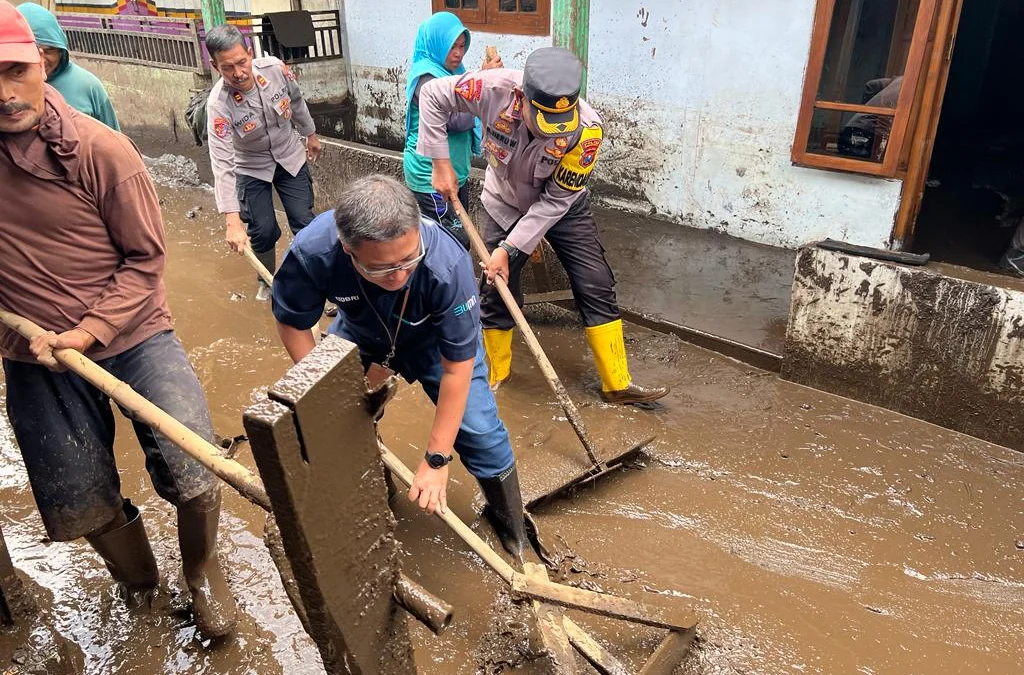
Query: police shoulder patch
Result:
<box><xmin>553</xmin><ymin>125</ymin><xmax>603</xmax><ymax>192</ymax></box>
<box><xmin>212</xmin><ymin>116</ymin><xmax>230</xmax><ymax>139</ymax></box>
<box><xmin>454</xmin><ymin>78</ymin><xmax>482</xmax><ymax>103</ymax></box>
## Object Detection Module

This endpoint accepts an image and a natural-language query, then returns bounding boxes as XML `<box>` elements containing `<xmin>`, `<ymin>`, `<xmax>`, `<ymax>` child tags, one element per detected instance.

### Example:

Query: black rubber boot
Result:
<box><xmin>254</xmin><ymin>247</ymin><xmax>276</xmax><ymax>276</ymax></box>
<box><xmin>177</xmin><ymin>489</ymin><xmax>237</xmax><ymax>639</ymax></box>
<box><xmin>85</xmin><ymin>499</ymin><xmax>160</xmax><ymax>590</ymax></box>
<box><xmin>254</xmin><ymin>248</ymin><xmax>275</xmax><ymax>300</ymax></box>
<box><xmin>476</xmin><ymin>463</ymin><xmax>529</xmax><ymax>558</ymax></box>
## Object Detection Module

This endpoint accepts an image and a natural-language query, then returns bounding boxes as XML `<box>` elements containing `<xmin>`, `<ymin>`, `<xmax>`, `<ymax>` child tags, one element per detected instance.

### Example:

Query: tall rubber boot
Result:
<box><xmin>476</xmin><ymin>463</ymin><xmax>528</xmax><ymax>559</ymax></box>
<box><xmin>585</xmin><ymin>319</ymin><xmax>669</xmax><ymax>405</ymax></box>
<box><xmin>177</xmin><ymin>489</ymin><xmax>237</xmax><ymax>638</ymax></box>
<box><xmin>85</xmin><ymin>499</ymin><xmax>160</xmax><ymax>590</ymax></box>
<box><xmin>483</xmin><ymin>328</ymin><xmax>513</xmax><ymax>391</ymax></box>
<box><xmin>254</xmin><ymin>248</ymin><xmax>275</xmax><ymax>301</ymax></box>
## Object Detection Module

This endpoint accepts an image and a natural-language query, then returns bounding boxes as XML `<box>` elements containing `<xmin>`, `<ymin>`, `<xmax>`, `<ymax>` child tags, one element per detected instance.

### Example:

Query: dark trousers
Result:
<box><xmin>2</xmin><ymin>331</ymin><xmax>218</xmax><ymax>541</ymax></box>
<box><xmin>479</xmin><ymin>192</ymin><xmax>620</xmax><ymax>330</ymax></box>
<box><xmin>237</xmin><ymin>162</ymin><xmax>314</xmax><ymax>254</ymax></box>
<box><xmin>413</xmin><ymin>184</ymin><xmax>471</xmax><ymax>250</ymax></box>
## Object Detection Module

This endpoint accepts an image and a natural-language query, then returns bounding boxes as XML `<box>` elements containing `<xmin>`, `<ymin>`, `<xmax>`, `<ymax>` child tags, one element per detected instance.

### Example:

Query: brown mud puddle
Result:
<box><xmin>1</xmin><ymin>179</ymin><xmax>1022</xmax><ymax>674</ymax></box>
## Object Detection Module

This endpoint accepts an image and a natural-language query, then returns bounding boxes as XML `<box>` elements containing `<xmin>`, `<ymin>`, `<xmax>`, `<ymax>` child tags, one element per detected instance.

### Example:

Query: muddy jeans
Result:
<box><xmin>237</xmin><ymin>162</ymin><xmax>314</xmax><ymax>255</ymax></box>
<box><xmin>408</xmin><ymin>340</ymin><xmax>514</xmax><ymax>479</ymax></box>
<box><xmin>3</xmin><ymin>330</ymin><xmax>219</xmax><ymax>541</ymax></box>
<box><xmin>478</xmin><ymin>192</ymin><xmax>620</xmax><ymax>330</ymax></box>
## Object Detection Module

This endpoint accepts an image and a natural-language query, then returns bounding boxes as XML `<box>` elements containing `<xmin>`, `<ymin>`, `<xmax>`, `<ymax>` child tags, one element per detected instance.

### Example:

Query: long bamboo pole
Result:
<box><xmin>0</xmin><ymin>309</ymin><xmax>272</xmax><ymax>511</ymax></box>
<box><xmin>451</xmin><ymin>198</ymin><xmax>603</xmax><ymax>467</ymax></box>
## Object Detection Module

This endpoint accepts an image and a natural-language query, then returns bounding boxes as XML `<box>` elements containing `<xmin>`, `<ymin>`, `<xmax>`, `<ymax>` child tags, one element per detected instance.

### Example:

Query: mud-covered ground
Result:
<box><xmin>1</xmin><ymin>161</ymin><xmax>1022</xmax><ymax>674</ymax></box>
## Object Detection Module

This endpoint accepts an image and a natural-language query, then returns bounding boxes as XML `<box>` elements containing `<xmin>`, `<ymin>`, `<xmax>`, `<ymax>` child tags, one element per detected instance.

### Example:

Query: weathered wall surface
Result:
<box><xmin>783</xmin><ymin>247</ymin><xmax>1024</xmax><ymax>451</ymax></box>
<box><xmin>340</xmin><ymin>0</ymin><xmax>904</xmax><ymax>249</ymax></box>
<box><xmin>81</xmin><ymin>58</ymin><xmax>208</xmax><ymax>160</ymax></box>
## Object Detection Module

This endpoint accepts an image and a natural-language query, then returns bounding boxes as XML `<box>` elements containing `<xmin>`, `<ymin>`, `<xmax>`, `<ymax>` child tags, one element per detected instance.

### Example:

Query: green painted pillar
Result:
<box><xmin>201</xmin><ymin>0</ymin><xmax>227</xmax><ymax>29</ymax></box>
<box><xmin>552</xmin><ymin>0</ymin><xmax>591</xmax><ymax>97</ymax></box>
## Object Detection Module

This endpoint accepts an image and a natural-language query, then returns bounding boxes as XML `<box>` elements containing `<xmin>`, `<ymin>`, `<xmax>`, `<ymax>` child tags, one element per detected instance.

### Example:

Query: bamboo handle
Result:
<box><xmin>379</xmin><ymin>442</ymin><xmax>516</xmax><ymax>582</ymax></box>
<box><xmin>379</xmin><ymin>441</ymin><xmax>639</xmax><ymax>667</ymax></box>
<box><xmin>0</xmin><ymin>309</ymin><xmax>272</xmax><ymax>512</ymax></box>
<box><xmin>240</xmin><ymin>247</ymin><xmax>320</xmax><ymax>345</ymax></box>
<box><xmin>450</xmin><ymin>198</ymin><xmax>602</xmax><ymax>467</ymax></box>
<box><xmin>243</xmin><ymin>247</ymin><xmax>276</xmax><ymax>286</ymax></box>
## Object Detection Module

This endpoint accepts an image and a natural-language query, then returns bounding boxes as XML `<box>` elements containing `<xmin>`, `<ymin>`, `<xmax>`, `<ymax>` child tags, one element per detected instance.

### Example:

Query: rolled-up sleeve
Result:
<box><xmin>272</xmin><ymin>248</ymin><xmax>326</xmax><ymax>330</ymax></box>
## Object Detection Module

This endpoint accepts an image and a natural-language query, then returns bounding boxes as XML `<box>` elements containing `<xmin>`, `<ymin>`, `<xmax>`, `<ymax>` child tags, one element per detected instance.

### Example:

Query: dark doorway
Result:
<box><xmin>912</xmin><ymin>0</ymin><xmax>1024</xmax><ymax>277</ymax></box>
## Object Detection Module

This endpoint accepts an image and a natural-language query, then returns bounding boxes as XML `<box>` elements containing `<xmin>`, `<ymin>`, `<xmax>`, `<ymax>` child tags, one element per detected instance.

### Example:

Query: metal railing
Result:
<box><xmin>57</xmin><ymin>10</ymin><xmax>343</xmax><ymax>74</ymax></box>
<box><xmin>60</xmin><ymin>14</ymin><xmax>205</xmax><ymax>74</ymax></box>
<box><xmin>248</xmin><ymin>10</ymin><xmax>343</xmax><ymax>64</ymax></box>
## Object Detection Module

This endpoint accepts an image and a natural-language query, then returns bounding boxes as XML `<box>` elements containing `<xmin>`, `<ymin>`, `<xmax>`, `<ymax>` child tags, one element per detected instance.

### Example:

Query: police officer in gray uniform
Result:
<box><xmin>418</xmin><ymin>48</ymin><xmax>669</xmax><ymax>405</ymax></box>
<box><xmin>205</xmin><ymin>24</ymin><xmax>321</xmax><ymax>299</ymax></box>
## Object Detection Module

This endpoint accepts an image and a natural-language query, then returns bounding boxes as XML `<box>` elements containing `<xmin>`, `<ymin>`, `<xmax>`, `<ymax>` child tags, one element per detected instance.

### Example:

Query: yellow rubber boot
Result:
<box><xmin>584</xmin><ymin>320</ymin><xmax>631</xmax><ymax>393</ymax></box>
<box><xmin>483</xmin><ymin>328</ymin><xmax>514</xmax><ymax>391</ymax></box>
<box><xmin>585</xmin><ymin>320</ymin><xmax>669</xmax><ymax>404</ymax></box>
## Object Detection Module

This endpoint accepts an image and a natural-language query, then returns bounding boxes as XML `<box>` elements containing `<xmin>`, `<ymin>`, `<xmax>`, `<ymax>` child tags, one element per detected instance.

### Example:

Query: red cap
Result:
<box><xmin>0</xmin><ymin>1</ymin><xmax>41</xmax><ymax>64</ymax></box>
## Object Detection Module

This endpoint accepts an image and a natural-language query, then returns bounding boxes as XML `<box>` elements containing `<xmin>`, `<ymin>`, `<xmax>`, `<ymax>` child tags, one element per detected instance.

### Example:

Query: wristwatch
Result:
<box><xmin>424</xmin><ymin>450</ymin><xmax>453</xmax><ymax>469</ymax></box>
<box><xmin>497</xmin><ymin>239</ymin><xmax>522</xmax><ymax>263</ymax></box>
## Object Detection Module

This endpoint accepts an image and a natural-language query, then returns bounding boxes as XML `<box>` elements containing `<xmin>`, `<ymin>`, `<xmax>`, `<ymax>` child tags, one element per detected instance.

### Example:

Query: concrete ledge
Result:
<box><xmin>782</xmin><ymin>247</ymin><xmax>1024</xmax><ymax>451</ymax></box>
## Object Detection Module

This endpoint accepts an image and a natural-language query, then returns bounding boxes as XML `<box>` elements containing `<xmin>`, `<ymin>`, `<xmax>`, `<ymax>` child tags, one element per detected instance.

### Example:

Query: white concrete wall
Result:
<box><xmin>340</xmin><ymin>0</ymin><xmax>904</xmax><ymax>249</ymax></box>
<box><xmin>784</xmin><ymin>248</ymin><xmax>1024</xmax><ymax>450</ymax></box>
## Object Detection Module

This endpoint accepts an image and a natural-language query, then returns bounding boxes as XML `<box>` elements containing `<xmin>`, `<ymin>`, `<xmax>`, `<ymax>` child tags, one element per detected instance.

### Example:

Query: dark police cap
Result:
<box><xmin>523</xmin><ymin>47</ymin><xmax>582</xmax><ymax>136</ymax></box>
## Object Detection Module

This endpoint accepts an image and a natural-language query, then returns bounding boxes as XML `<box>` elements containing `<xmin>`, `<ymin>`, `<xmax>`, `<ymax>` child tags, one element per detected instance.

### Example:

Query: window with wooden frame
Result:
<box><xmin>792</xmin><ymin>0</ymin><xmax>939</xmax><ymax>176</ymax></box>
<box><xmin>433</xmin><ymin>1</ymin><xmax>550</xmax><ymax>37</ymax></box>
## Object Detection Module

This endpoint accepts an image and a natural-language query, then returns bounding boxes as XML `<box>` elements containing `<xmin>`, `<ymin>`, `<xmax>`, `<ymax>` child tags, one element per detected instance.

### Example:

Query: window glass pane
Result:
<box><xmin>463</xmin><ymin>0</ymin><xmax>478</xmax><ymax>8</ymax></box>
<box><xmin>520</xmin><ymin>0</ymin><xmax>537</xmax><ymax>11</ymax></box>
<box><xmin>445</xmin><ymin>0</ymin><xmax>461</xmax><ymax>8</ymax></box>
<box><xmin>805</xmin><ymin>108</ymin><xmax>895</xmax><ymax>164</ymax></box>
<box><xmin>499</xmin><ymin>0</ymin><xmax>517</xmax><ymax>11</ymax></box>
<box><xmin>816</xmin><ymin>0</ymin><xmax>920</xmax><ymax>104</ymax></box>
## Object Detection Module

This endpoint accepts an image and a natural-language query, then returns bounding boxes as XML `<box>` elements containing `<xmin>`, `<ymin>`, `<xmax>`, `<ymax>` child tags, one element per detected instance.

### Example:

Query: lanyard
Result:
<box><xmin>357</xmin><ymin>279</ymin><xmax>411</xmax><ymax>370</ymax></box>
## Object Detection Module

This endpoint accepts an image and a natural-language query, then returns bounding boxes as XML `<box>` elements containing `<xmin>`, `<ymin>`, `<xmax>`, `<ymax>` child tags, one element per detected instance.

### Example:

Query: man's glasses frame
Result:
<box><xmin>349</xmin><ymin>237</ymin><xmax>425</xmax><ymax>278</ymax></box>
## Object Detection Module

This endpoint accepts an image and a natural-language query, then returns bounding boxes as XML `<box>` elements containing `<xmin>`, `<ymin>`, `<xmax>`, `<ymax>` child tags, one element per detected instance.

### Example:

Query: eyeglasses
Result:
<box><xmin>350</xmin><ymin>238</ymin><xmax>425</xmax><ymax>278</ymax></box>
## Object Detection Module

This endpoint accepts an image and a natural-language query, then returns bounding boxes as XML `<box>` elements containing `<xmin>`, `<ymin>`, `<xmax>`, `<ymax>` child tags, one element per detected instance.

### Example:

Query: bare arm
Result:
<box><xmin>277</xmin><ymin>321</ymin><xmax>317</xmax><ymax>363</ymax></box>
<box><xmin>408</xmin><ymin>355</ymin><xmax>474</xmax><ymax>514</ymax></box>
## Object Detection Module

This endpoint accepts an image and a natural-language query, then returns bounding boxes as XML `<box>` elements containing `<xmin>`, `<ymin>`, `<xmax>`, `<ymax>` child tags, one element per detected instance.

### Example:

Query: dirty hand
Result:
<box><xmin>482</xmin><ymin>46</ymin><xmax>503</xmax><ymax>70</ymax></box>
<box><xmin>482</xmin><ymin>246</ymin><xmax>510</xmax><ymax>285</ymax></box>
<box><xmin>431</xmin><ymin>159</ymin><xmax>460</xmax><ymax>203</ymax></box>
<box><xmin>30</xmin><ymin>328</ymin><xmax>97</xmax><ymax>371</ymax></box>
<box><xmin>306</xmin><ymin>134</ymin><xmax>321</xmax><ymax>163</ymax></box>
<box><xmin>225</xmin><ymin>213</ymin><xmax>250</xmax><ymax>254</ymax></box>
<box><xmin>408</xmin><ymin>460</ymin><xmax>449</xmax><ymax>515</ymax></box>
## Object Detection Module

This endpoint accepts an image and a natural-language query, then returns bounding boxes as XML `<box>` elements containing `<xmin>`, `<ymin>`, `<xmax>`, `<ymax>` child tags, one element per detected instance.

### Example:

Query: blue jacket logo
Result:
<box><xmin>453</xmin><ymin>296</ymin><xmax>477</xmax><ymax>317</ymax></box>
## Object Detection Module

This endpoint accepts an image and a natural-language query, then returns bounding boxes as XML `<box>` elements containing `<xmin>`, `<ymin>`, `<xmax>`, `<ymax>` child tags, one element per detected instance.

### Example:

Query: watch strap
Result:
<box><xmin>497</xmin><ymin>240</ymin><xmax>521</xmax><ymax>261</ymax></box>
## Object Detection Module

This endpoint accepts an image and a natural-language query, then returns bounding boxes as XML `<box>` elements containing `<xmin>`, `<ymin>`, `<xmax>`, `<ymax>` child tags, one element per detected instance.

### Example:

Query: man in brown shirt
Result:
<box><xmin>0</xmin><ymin>1</ymin><xmax>235</xmax><ymax>638</ymax></box>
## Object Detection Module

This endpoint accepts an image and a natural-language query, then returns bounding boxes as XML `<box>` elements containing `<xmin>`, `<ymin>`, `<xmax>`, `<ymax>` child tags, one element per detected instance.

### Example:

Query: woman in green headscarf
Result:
<box><xmin>403</xmin><ymin>11</ymin><xmax>501</xmax><ymax>248</ymax></box>
<box><xmin>17</xmin><ymin>3</ymin><xmax>120</xmax><ymax>130</ymax></box>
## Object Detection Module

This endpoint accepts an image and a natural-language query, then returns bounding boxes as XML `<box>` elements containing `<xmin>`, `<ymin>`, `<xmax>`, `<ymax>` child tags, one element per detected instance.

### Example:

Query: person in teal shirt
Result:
<box><xmin>403</xmin><ymin>11</ymin><xmax>500</xmax><ymax>248</ymax></box>
<box><xmin>17</xmin><ymin>3</ymin><xmax>120</xmax><ymax>131</ymax></box>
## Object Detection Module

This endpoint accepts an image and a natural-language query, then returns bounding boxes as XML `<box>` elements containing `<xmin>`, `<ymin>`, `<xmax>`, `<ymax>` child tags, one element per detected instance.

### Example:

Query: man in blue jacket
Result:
<box><xmin>272</xmin><ymin>174</ymin><xmax>528</xmax><ymax>557</ymax></box>
<box><xmin>17</xmin><ymin>3</ymin><xmax>120</xmax><ymax>130</ymax></box>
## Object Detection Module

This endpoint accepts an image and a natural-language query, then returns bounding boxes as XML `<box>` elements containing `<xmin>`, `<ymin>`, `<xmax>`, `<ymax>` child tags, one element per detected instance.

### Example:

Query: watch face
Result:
<box><xmin>427</xmin><ymin>453</ymin><xmax>449</xmax><ymax>469</ymax></box>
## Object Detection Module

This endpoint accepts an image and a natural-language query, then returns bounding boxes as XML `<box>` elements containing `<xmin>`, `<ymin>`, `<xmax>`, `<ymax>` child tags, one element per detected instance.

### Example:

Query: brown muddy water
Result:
<box><xmin>1</xmin><ymin>164</ymin><xmax>1023</xmax><ymax>674</ymax></box>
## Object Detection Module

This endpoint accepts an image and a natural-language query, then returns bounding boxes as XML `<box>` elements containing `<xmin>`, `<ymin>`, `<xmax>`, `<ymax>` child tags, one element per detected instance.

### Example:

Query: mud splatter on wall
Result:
<box><xmin>340</xmin><ymin>0</ymin><xmax>904</xmax><ymax>249</ymax></box>
<box><xmin>784</xmin><ymin>247</ymin><xmax>1024</xmax><ymax>450</ymax></box>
